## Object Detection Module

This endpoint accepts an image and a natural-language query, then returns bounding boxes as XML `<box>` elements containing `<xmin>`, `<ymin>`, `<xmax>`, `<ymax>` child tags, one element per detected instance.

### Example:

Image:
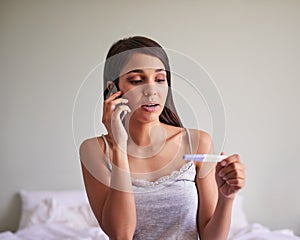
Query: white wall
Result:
<box><xmin>1</xmin><ymin>0</ymin><xmax>299</xmax><ymax>235</ymax></box>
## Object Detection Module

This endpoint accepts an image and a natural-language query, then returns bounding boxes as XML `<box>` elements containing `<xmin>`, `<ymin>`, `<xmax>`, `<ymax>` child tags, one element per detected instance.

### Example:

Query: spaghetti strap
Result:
<box><xmin>101</xmin><ymin>134</ymin><xmax>112</xmax><ymax>171</ymax></box>
<box><xmin>185</xmin><ymin>128</ymin><xmax>193</xmax><ymax>154</ymax></box>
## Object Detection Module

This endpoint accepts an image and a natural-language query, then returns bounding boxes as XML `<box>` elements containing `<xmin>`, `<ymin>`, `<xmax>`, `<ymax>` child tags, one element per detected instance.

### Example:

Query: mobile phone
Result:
<box><xmin>104</xmin><ymin>79</ymin><xmax>126</xmax><ymax>121</ymax></box>
<box><xmin>104</xmin><ymin>79</ymin><xmax>121</xmax><ymax>99</ymax></box>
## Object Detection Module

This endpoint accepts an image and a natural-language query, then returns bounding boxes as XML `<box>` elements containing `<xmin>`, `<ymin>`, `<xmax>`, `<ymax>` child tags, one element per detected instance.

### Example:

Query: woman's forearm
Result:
<box><xmin>200</xmin><ymin>195</ymin><xmax>234</xmax><ymax>240</ymax></box>
<box><xmin>102</xmin><ymin>145</ymin><xmax>136</xmax><ymax>239</ymax></box>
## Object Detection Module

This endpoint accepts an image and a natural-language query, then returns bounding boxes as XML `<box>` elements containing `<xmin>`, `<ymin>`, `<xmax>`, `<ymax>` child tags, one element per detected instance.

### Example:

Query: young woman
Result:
<box><xmin>80</xmin><ymin>36</ymin><xmax>246</xmax><ymax>240</ymax></box>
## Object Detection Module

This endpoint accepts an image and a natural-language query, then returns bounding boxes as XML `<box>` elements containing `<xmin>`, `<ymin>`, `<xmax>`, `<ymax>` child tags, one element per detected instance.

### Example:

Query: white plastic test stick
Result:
<box><xmin>183</xmin><ymin>154</ymin><xmax>227</xmax><ymax>162</ymax></box>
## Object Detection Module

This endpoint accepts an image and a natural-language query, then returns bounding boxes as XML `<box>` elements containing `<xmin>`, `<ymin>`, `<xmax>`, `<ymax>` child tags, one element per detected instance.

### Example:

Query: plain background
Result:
<box><xmin>1</xmin><ymin>0</ymin><xmax>299</xmax><ymax>235</ymax></box>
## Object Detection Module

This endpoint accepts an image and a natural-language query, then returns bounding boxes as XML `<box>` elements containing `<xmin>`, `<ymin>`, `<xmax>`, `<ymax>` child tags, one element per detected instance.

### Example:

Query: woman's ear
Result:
<box><xmin>106</xmin><ymin>81</ymin><xmax>114</xmax><ymax>90</ymax></box>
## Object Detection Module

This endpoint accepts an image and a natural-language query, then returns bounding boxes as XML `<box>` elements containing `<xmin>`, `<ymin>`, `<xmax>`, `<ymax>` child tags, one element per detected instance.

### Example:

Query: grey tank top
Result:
<box><xmin>102</xmin><ymin>128</ymin><xmax>199</xmax><ymax>240</ymax></box>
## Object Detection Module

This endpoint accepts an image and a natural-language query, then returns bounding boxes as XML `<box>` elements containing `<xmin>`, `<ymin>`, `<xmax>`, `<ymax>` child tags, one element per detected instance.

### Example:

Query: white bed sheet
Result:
<box><xmin>229</xmin><ymin>223</ymin><xmax>300</xmax><ymax>240</ymax></box>
<box><xmin>1</xmin><ymin>223</ymin><xmax>300</xmax><ymax>240</ymax></box>
<box><xmin>0</xmin><ymin>223</ymin><xmax>108</xmax><ymax>240</ymax></box>
<box><xmin>1</xmin><ymin>190</ymin><xmax>299</xmax><ymax>240</ymax></box>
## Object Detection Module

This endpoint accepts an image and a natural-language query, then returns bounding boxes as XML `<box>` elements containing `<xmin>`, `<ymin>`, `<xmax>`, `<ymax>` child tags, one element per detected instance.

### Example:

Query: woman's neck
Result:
<box><xmin>126</xmin><ymin>120</ymin><xmax>166</xmax><ymax>147</ymax></box>
<box><xmin>126</xmin><ymin>121</ymin><xmax>168</xmax><ymax>159</ymax></box>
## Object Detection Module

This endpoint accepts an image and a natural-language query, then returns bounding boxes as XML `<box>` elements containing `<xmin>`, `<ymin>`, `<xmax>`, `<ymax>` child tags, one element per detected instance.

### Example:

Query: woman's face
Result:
<box><xmin>118</xmin><ymin>53</ymin><xmax>169</xmax><ymax>123</ymax></box>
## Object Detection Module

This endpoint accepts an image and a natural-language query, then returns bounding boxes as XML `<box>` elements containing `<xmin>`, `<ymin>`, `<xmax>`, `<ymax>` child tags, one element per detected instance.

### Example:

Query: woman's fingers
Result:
<box><xmin>104</xmin><ymin>96</ymin><xmax>128</xmax><ymax>108</ymax></box>
<box><xmin>103</xmin><ymin>92</ymin><xmax>131</xmax><ymax>146</ymax></box>
<box><xmin>102</xmin><ymin>92</ymin><xmax>129</xmax><ymax>126</ymax></box>
<box><xmin>106</xmin><ymin>98</ymin><xmax>129</xmax><ymax>112</ymax></box>
<box><xmin>103</xmin><ymin>91</ymin><xmax>128</xmax><ymax>114</ymax></box>
<box><xmin>216</xmin><ymin>152</ymin><xmax>246</xmax><ymax>198</ymax></box>
<box><xmin>112</xmin><ymin>104</ymin><xmax>131</xmax><ymax>118</ymax></box>
<box><xmin>107</xmin><ymin>96</ymin><xmax>128</xmax><ymax>107</ymax></box>
<box><xmin>220</xmin><ymin>154</ymin><xmax>241</xmax><ymax>167</ymax></box>
<box><xmin>218</xmin><ymin>162</ymin><xmax>245</xmax><ymax>178</ymax></box>
<box><xmin>225</xmin><ymin>178</ymin><xmax>245</xmax><ymax>187</ymax></box>
<box><xmin>105</xmin><ymin>90</ymin><xmax>122</xmax><ymax>102</ymax></box>
<box><xmin>221</xmin><ymin>169</ymin><xmax>245</xmax><ymax>181</ymax></box>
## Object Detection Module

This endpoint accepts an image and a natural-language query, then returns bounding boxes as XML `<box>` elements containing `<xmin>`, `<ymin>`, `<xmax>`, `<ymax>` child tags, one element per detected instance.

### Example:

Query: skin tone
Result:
<box><xmin>80</xmin><ymin>53</ymin><xmax>246</xmax><ymax>240</ymax></box>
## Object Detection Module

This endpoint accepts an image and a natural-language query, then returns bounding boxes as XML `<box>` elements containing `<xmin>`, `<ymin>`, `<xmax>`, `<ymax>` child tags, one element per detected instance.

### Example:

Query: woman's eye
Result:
<box><xmin>129</xmin><ymin>80</ymin><xmax>143</xmax><ymax>85</ymax></box>
<box><xmin>156</xmin><ymin>79</ymin><xmax>166</xmax><ymax>83</ymax></box>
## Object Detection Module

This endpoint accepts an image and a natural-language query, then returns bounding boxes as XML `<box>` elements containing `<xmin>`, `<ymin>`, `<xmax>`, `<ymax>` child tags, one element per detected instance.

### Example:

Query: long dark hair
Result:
<box><xmin>103</xmin><ymin>36</ymin><xmax>183</xmax><ymax>127</ymax></box>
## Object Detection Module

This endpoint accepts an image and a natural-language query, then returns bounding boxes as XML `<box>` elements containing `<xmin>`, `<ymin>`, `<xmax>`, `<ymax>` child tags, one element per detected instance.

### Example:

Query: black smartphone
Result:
<box><xmin>104</xmin><ymin>79</ymin><xmax>121</xmax><ymax>99</ymax></box>
<box><xmin>103</xmin><ymin>79</ymin><xmax>125</xmax><ymax>121</ymax></box>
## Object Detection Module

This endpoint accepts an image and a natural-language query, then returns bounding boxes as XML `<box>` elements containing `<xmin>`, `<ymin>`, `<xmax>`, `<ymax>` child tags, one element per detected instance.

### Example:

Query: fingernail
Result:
<box><xmin>221</xmin><ymin>161</ymin><xmax>226</xmax><ymax>166</ymax></box>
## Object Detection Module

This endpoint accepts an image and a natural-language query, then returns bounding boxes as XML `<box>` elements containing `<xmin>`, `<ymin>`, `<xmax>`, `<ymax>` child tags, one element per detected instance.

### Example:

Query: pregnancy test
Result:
<box><xmin>183</xmin><ymin>154</ymin><xmax>227</xmax><ymax>162</ymax></box>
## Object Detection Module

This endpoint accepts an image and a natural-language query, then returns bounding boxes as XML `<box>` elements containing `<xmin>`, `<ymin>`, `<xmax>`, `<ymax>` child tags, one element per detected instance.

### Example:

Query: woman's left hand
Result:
<box><xmin>215</xmin><ymin>152</ymin><xmax>246</xmax><ymax>199</ymax></box>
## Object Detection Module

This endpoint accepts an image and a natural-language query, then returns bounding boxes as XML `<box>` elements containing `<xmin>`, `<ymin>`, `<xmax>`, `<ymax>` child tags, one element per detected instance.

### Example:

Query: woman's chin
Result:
<box><xmin>129</xmin><ymin>108</ymin><xmax>162</xmax><ymax>124</ymax></box>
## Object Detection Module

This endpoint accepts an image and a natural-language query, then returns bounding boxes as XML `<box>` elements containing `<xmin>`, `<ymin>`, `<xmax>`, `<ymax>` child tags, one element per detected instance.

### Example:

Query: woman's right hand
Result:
<box><xmin>102</xmin><ymin>91</ymin><xmax>131</xmax><ymax>148</ymax></box>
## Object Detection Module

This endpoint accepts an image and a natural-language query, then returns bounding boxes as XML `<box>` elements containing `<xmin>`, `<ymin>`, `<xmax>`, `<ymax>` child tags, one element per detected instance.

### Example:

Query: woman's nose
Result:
<box><xmin>143</xmin><ymin>83</ymin><xmax>157</xmax><ymax>96</ymax></box>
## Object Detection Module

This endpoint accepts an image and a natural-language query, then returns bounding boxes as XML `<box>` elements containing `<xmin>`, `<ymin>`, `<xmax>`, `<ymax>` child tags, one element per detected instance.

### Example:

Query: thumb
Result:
<box><xmin>216</xmin><ymin>151</ymin><xmax>225</xmax><ymax>171</ymax></box>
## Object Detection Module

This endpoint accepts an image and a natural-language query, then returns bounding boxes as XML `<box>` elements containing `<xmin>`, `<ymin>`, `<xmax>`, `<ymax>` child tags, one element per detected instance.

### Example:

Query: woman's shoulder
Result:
<box><xmin>188</xmin><ymin>128</ymin><xmax>212</xmax><ymax>141</ymax></box>
<box><xmin>79</xmin><ymin>135</ymin><xmax>107</xmax><ymax>154</ymax></box>
<box><xmin>163</xmin><ymin>124</ymin><xmax>212</xmax><ymax>151</ymax></box>
<box><xmin>162</xmin><ymin>124</ymin><xmax>211</xmax><ymax>140</ymax></box>
<box><xmin>184</xmin><ymin>128</ymin><xmax>212</xmax><ymax>154</ymax></box>
<box><xmin>79</xmin><ymin>135</ymin><xmax>111</xmax><ymax>172</ymax></box>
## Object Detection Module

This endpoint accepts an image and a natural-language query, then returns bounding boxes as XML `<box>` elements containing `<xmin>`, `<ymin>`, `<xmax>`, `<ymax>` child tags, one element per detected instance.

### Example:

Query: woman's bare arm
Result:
<box><xmin>80</xmin><ymin>138</ymin><xmax>136</xmax><ymax>240</ymax></box>
<box><xmin>196</xmin><ymin>166</ymin><xmax>234</xmax><ymax>240</ymax></box>
<box><xmin>194</xmin><ymin>131</ymin><xmax>245</xmax><ymax>240</ymax></box>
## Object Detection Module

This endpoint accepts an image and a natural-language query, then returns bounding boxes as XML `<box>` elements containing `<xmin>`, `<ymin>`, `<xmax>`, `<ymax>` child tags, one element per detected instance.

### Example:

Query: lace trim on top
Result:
<box><xmin>131</xmin><ymin>161</ymin><xmax>195</xmax><ymax>188</ymax></box>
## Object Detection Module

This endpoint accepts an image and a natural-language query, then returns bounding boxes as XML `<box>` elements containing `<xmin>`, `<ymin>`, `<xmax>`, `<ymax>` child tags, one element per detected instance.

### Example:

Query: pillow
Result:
<box><xmin>23</xmin><ymin>197</ymin><xmax>98</xmax><ymax>230</ymax></box>
<box><xmin>18</xmin><ymin>190</ymin><xmax>98</xmax><ymax>230</ymax></box>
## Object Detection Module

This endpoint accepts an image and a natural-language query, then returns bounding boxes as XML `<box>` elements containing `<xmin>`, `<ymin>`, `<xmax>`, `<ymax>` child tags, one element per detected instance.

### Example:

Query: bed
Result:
<box><xmin>0</xmin><ymin>190</ymin><xmax>299</xmax><ymax>240</ymax></box>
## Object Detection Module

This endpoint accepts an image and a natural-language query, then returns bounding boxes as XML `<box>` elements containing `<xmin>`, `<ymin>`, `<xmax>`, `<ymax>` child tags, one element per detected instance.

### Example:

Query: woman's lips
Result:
<box><xmin>141</xmin><ymin>103</ymin><xmax>160</xmax><ymax>112</ymax></box>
